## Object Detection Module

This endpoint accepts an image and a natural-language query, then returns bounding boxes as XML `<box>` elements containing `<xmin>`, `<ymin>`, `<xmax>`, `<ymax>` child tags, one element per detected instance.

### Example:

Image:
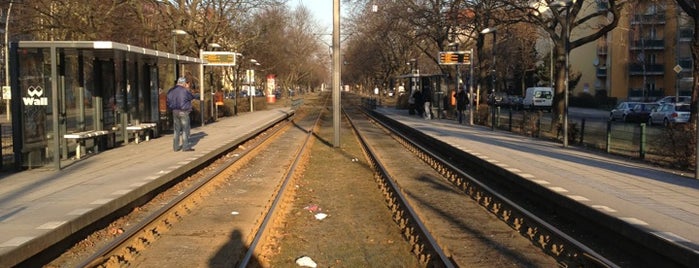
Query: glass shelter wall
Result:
<box><xmin>10</xmin><ymin>41</ymin><xmax>202</xmax><ymax>170</ymax></box>
<box><xmin>15</xmin><ymin>48</ymin><xmax>54</xmax><ymax>168</ymax></box>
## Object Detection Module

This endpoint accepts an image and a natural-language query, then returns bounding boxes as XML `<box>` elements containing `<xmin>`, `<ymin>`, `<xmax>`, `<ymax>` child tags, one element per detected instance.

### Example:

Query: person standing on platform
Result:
<box><xmin>167</xmin><ymin>77</ymin><xmax>195</xmax><ymax>152</ymax></box>
<box><xmin>422</xmin><ymin>89</ymin><xmax>432</xmax><ymax>120</ymax></box>
<box><xmin>455</xmin><ymin>88</ymin><xmax>467</xmax><ymax>124</ymax></box>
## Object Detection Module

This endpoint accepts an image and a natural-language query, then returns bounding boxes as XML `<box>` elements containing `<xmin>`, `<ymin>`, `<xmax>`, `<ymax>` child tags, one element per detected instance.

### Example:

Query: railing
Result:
<box><xmin>631</xmin><ymin>39</ymin><xmax>664</xmax><ymax>50</ymax></box>
<box><xmin>631</xmin><ymin>14</ymin><xmax>666</xmax><ymax>24</ymax></box>
<box><xmin>628</xmin><ymin>63</ymin><xmax>664</xmax><ymax>75</ymax></box>
<box><xmin>596</xmin><ymin>67</ymin><xmax>607</xmax><ymax>77</ymax></box>
<box><xmin>481</xmin><ymin>108</ymin><xmax>693</xmax><ymax>170</ymax></box>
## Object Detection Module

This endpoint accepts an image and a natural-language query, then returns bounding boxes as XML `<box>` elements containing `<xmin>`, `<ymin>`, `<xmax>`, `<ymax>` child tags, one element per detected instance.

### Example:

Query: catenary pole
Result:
<box><xmin>332</xmin><ymin>0</ymin><xmax>341</xmax><ymax>147</ymax></box>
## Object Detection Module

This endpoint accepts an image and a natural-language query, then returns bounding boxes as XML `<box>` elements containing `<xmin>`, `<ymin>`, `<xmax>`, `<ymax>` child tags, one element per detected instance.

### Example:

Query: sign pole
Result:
<box><xmin>469</xmin><ymin>48</ymin><xmax>474</xmax><ymax>125</ymax></box>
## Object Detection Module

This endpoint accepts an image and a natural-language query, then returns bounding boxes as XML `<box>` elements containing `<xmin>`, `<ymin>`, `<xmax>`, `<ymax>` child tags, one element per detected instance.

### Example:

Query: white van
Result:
<box><xmin>523</xmin><ymin>87</ymin><xmax>553</xmax><ymax>112</ymax></box>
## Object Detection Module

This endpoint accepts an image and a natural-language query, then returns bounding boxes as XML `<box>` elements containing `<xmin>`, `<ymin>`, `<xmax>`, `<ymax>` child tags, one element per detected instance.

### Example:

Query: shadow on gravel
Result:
<box><xmin>209</xmin><ymin>229</ymin><xmax>261</xmax><ymax>266</ymax></box>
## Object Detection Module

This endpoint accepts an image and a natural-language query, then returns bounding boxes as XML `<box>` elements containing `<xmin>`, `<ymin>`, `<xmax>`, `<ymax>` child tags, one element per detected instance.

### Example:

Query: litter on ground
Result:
<box><xmin>314</xmin><ymin>213</ymin><xmax>327</xmax><ymax>220</ymax></box>
<box><xmin>295</xmin><ymin>256</ymin><xmax>317</xmax><ymax>267</ymax></box>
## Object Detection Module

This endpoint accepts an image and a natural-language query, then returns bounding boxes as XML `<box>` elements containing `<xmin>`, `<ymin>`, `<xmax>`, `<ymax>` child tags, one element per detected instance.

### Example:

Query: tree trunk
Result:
<box><xmin>552</xmin><ymin>40</ymin><xmax>567</xmax><ymax>131</ymax></box>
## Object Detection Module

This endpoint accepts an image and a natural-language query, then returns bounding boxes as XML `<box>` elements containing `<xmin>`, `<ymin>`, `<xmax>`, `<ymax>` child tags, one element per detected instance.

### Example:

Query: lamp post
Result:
<box><xmin>549</xmin><ymin>0</ymin><xmax>572</xmax><ymax>147</ymax></box>
<box><xmin>449</xmin><ymin>42</ymin><xmax>460</xmax><ymax>123</ymax></box>
<box><xmin>481</xmin><ymin>27</ymin><xmax>497</xmax><ymax>130</ymax></box>
<box><xmin>171</xmin><ymin>29</ymin><xmax>187</xmax><ymax>78</ymax></box>
<box><xmin>247</xmin><ymin>59</ymin><xmax>260</xmax><ymax>112</ymax></box>
<box><xmin>207</xmin><ymin>43</ymin><xmax>220</xmax><ymax>121</ymax></box>
<box><xmin>4</xmin><ymin>1</ymin><xmax>12</xmax><ymax>121</ymax></box>
<box><xmin>233</xmin><ymin>52</ymin><xmax>243</xmax><ymax>116</ymax></box>
<box><xmin>408</xmin><ymin>58</ymin><xmax>418</xmax><ymax>115</ymax></box>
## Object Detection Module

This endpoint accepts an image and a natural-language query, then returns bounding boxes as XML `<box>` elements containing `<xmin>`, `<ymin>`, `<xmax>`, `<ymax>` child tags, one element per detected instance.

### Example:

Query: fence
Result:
<box><xmin>483</xmin><ymin>107</ymin><xmax>695</xmax><ymax>171</ymax></box>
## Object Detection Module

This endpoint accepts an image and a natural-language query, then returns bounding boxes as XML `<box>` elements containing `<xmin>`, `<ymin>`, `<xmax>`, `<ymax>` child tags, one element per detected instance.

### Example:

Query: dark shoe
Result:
<box><xmin>182</xmin><ymin>148</ymin><xmax>195</xmax><ymax>152</ymax></box>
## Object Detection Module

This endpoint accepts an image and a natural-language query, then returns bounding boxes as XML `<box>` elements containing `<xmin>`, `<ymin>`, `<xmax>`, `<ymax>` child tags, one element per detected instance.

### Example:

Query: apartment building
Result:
<box><xmin>576</xmin><ymin>0</ymin><xmax>693</xmax><ymax>102</ymax></box>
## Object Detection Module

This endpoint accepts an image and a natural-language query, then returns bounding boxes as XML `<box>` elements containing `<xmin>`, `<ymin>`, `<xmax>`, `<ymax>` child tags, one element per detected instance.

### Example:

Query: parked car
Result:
<box><xmin>655</xmin><ymin>95</ymin><xmax>690</xmax><ymax>105</ymax></box>
<box><xmin>625</xmin><ymin>102</ymin><xmax>658</xmax><ymax>123</ymax></box>
<box><xmin>522</xmin><ymin>87</ymin><xmax>553</xmax><ymax>112</ymax></box>
<box><xmin>609</xmin><ymin>101</ymin><xmax>640</xmax><ymax>122</ymax></box>
<box><xmin>648</xmin><ymin>103</ymin><xmax>691</xmax><ymax>126</ymax></box>
<box><xmin>487</xmin><ymin>91</ymin><xmax>508</xmax><ymax>107</ymax></box>
<box><xmin>506</xmin><ymin>95</ymin><xmax>523</xmax><ymax>110</ymax></box>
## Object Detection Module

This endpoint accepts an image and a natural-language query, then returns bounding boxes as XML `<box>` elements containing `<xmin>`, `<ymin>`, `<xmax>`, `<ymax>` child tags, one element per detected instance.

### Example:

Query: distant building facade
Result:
<box><xmin>571</xmin><ymin>0</ymin><xmax>693</xmax><ymax>102</ymax></box>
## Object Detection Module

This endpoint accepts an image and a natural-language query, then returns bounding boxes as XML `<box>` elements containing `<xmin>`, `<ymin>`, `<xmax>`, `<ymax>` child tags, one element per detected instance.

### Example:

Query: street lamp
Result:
<box><xmin>481</xmin><ymin>27</ymin><xmax>497</xmax><ymax>130</ymax></box>
<box><xmin>233</xmin><ymin>52</ymin><xmax>243</xmax><ymax>116</ymax></box>
<box><xmin>247</xmin><ymin>59</ymin><xmax>260</xmax><ymax>112</ymax></box>
<box><xmin>171</xmin><ymin>29</ymin><xmax>187</xmax><ymax>78</ymax></box>
<box><xmin>408</xmin><ymin>58</ymin><xmax>419</xmax><ymax>115</ymax></box>
<box><xmin>549</xmin><ymin>0</ymin><xmax>572</xmax><ymax>147</ymax></box>
<box><xmin>207</xmin><ymin>43</ymin><xmax>221</xmax><ymax>121</ymax></box>
<box><xmin>449</xmin><ymin>42</ymin><xmax>460</xmax><ymax>122</ymax></box>
<box><xmin>208</xmin><ymin>43</ymin><xmax>221</xmax><ymax>50</ymax></box>
<box><xmin>4</xmin><ymin>2</ymin><xmax>13</xmax><ymax>120</ymax></box>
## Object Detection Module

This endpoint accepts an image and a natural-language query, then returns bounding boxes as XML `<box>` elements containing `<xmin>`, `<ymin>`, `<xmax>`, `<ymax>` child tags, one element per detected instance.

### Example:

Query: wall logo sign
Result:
<box><xmin>24</xmin><ymin>85</ymin><xmax>48</xmax><ymax>106</ymax></box>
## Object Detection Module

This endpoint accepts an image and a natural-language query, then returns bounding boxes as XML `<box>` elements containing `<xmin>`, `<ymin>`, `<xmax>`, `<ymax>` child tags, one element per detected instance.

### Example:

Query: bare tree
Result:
<box><xmin>510</xmin><ymin>0</ymin><xmax>626</xmax><ymax>127</ymax></box>
<box><xmin>240</xmin><ymin>4</ymin><xmax>328</xmax><ymax>94</ymax></box>
<box><xmin>674</xmin><ymin>0</ymin><xmax>697</xmax><ymax>122</ymax></box>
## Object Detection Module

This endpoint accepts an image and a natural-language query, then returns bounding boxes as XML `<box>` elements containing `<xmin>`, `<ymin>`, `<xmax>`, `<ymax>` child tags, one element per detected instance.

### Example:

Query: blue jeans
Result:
<box><xmin>173</xmin><ymin>110</ymin><xmax>191</xmax><ymax>151</ymax></box>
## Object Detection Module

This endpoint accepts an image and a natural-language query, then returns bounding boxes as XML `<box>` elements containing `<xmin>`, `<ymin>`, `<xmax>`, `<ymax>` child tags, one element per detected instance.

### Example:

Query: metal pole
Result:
<box><xmin>172</xmin><ymin>35</ymin><xmax>177</xmax><ymax>78</ymax></box>
<box><xmin>4</xmin><ymin>2</ymin><xmax>12</xmax><ymax>121</ymax></box>
<box><xmin>550</xmin><ymin>38</ymin><xmax>555</xmax><ymax>90</ymax></box>
<box><xmin>249</xmin><ymin>69</ymin><xmax>254</xmax><ymax>112</ymax></box>
<box><xmin>234</xmin><ymin>64</ymin><xmax>238</xmax><ymax>116</ymax></box>
<box><xmin>332</xmin><ymin>0</ymin><xmax>341</xmax><ymax>147</ymax></box>
<box><xmin>456</xmin><ymin>63</ymin><xmax>460</xmax><ymax>122</ymax></box>
<box><xmin>490</xmin><ymin>31</ymin><xmax>496</xmax><ymax>131</ymax></box>
<box><xmin>199</xmin><ymin>49</ymin><xmax>205</xmax><ymax>126</ymax></box>
<box><xmin>563</xmin><ymin>6</ymin><xmax>570</xmax><ymax>147</ymax></box>
<box><xmin>469</xmin><ymin>48</ymin><xmax>474</xmax><ymax>125</ymax></box>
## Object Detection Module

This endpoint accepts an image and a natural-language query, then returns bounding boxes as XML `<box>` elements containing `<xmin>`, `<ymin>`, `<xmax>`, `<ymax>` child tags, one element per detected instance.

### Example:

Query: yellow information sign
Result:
<box><xmin>438</xmin><ymin>51</ymin><xmax>471</xmax><ymax>65</ymax></box>
<box><xmin>201</xmin><ymin>51</ymin><xmax>237</xmax><ymax>66</ymax></box>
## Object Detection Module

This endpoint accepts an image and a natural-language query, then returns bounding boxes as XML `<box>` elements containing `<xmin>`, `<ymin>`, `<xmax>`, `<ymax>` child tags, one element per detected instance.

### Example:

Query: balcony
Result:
<box><xmin>679</xmin><ymin>59</ymin><xmax>693</xmax><ymax>71</ymax></box>
<box><xmin>597</xmin><ymin>46</ymin><xmax>608</xmax><ymax>55</ymax></box>
<box><xmin>627</xmin><ymin>88</ymin><xmax>663</xmax><ymax>99</ymax></box>
<box><xmin>596</xmin><ymin>66</ymin><xmax>607</xmax><ymax>77</ymax></box>
<box><xmin>679</xmin><ymin>28</ymin><xmax>693</xmax><ymax>41</ymax></box>
<box><xmin>628</xmin><ymin>63</ymin><xmax>664</xmax><ymax>76</ymax></box>
<box><xmin>630</xmin><ymin>39</ymin><xmax>664</xmax><ymax>50</ymax></box>
<box><xmin>631</xmin><ymin>14</ymin><xmax>666</xmax><ymax>25</ymax></box>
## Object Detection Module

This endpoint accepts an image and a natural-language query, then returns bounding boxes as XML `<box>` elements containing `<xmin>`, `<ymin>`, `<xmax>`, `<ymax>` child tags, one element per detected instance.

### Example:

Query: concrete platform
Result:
<box><xmin>0</xmin><ymin>108</ymin><xmax>294</xmax><ymax>267</ymax></box>
<box><xmin>375</xmin><ymin>106</ymin><xmax>699</xmax><ymax>259</ymax></box>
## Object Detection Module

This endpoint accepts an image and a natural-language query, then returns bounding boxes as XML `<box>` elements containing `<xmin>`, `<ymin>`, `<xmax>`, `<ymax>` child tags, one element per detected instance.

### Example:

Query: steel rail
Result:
<box><xmin>363</xmin><ymin>107</ymin><xmax>619</xmax><ymax>268</ymax></box>
<box><xmin>78</xmin><ymin>118</ymin><xmax>292</xmax><ymax>268</ymax></box>
<box><xmin>344</xmin><ymin>106</ymin><xmax>455</xmax><ymax>268</ymax></box>
<box><xmin>237</xmin><ymin>92</ymin><xmax>330</xmax><ymax>267</ymax></box>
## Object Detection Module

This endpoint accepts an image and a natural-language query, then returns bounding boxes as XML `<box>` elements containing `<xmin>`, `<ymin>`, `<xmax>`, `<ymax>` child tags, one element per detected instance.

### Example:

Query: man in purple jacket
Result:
<box><xmin>167</xmin><ymin>77</ymin><xmax>195</xmax><ymax>152</ymax></box>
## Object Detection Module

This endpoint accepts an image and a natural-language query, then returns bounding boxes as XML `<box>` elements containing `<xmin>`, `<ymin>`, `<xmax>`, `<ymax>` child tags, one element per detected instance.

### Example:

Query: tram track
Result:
<box><xmin>68</xmin><ymin>94</ymin><xmax>326</xmax><ymax>267</ymax></box>
<box><xmin>40</xmin><ymin>91</ymin><xmax>689</xmax><ymax>267</ymax></box>
<box><xmin>358</xmin><ymin>100</ymin><xmax>698</xmax><ymax>267</ymax></box>
<box><xmin>73</xmin><ymin>93</ymin><xmax>567</xmax><ymax>267</ymax></box>
<box><xmin>351</xmin><ymin>104</ymin><xmax>614</xmax><ymax>267</ymax></box>
<box><xmin>76</xmin><ymin>113</ymin><xmax>298</xmax><ymax>267</ymax></box>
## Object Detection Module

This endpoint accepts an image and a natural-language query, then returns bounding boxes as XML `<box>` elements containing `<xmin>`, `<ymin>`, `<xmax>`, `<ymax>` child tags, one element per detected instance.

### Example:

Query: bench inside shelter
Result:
<box><xmin>63</xmin><ymin>130</ymin><xmax>111</xmax><ymax>159</ymax></box>
<box><xmin>126</xmin><ymin>123</ymin><xmax>157</xmax><ymax>144</ymax></box>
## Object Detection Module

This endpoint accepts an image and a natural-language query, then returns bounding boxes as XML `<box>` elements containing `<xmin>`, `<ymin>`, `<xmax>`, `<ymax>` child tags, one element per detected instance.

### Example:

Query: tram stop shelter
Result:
<box><xmin>395</xmin><ymin>73</ymin><xmax>448</xmax><ymax>117</ymax></box>
<box><xmin>9</xmin><ymin>41</ymin><xmax>203</xmax><ymax>170</ymax></box>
